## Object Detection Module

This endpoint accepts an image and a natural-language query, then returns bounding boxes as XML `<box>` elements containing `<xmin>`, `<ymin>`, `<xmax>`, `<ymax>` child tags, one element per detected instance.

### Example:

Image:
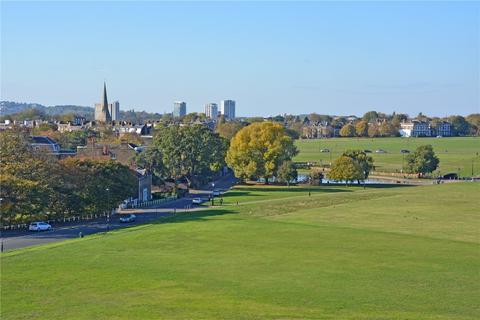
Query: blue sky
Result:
<box><xmin>1</xmin><ymin>1</ymin><xmax>479</xmax><ymax>117</ymax></box>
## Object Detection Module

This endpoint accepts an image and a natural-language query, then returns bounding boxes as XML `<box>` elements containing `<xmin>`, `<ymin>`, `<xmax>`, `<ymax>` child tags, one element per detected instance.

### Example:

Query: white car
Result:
<box><xmin>192</xmin><ymin>198</ymin><xmax>203</xmax><ymax>204</ymax></box>
<box><xmin>212</xmin><ymin>189</ymin><xmax>221</xmax><ymax>196</ymax></box>
<box><xmin>29</xmin><ymin>222</ymin><xmax>52</xmax><ymax>232</ymax></box>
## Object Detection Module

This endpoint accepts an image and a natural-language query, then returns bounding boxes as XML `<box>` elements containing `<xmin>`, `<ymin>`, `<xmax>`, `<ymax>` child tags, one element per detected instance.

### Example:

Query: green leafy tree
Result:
<box><xmin>391</xmin><ymin>113</ymin><xmax>408</xmax><ymax>127</ymax></box>
<box><xmin>215</xmin><ymin>122</ymin><xmax>246</xmax><ymax>140</ymax></box>
<box><xmin>226</xmin><ymin>122</ymin><xmax>298</xmax><ymax>183</ymax></box>
<box><xmin>0</xmin><ymin>174</ymin><xmax>44</xmax><ymax>225</ymax></box>
<box><xmin>135</xmin><ymin>147</ymin><xmax>164</xmax><ymax>179</ymax></box>
<box><xmin>362</xmin><ymin>111</ymin><xmax>379</xmax><ymax>123</ymax></box>
<box><xmin>33</xmin><ymin>123</ymin><xmax>58</xmax><ymax>133</ymax></box>
<box><xmin>466</xmin><ymin>114</ymin><xmax>480</xmax><ymax>135</ymax></box>
<box><xmin>285</xmin><ymin>128</ymin><xmax>300</xmax><ymax>140</ymax></box>
<box><xmin>309</xmin><ymin>169</ymin><xmax>324</xmax><ymax>185</ymax></box>
<box><xmin>328</xmin><ymin>156</ymin><xmax>364</xmax><ymax>185</ymax></box>
<box><xmin>276</xmin><ymin>161</ymin><xmax>298</xmax><ymax>186</ymax></box>
<box><xmin>307</xmin><ymin>113</ymin><xmax>322</xmax><ymax>122</ymax></box>
<box><xmin>339</xmin><ymin>124</ymin><xmax>355</xmax><ymax>137</ymax></box>
<box><xmin>379</xmin><ymin>121</ymin><xmax>398</xmax><ymax>137</ymax></box>
<box><xmin>404</xmin><ymin>145</ymin><xmax>440</xmax><ymax>175</ymax></box>
<box><xmin>61</xmin><ymin>158</ymin><xmax>137</xmax><ymax>215</ymax></box>
<box><xmin>142</xmin><ymin>124</ymin><xmax>227</xmax><ymax>187</ymax></box>
<box><xmin>54</xmin><ymin>130</ymin><xmax>91</xmax><ymax>149</ymax></box>
<box><xmin>287</xmin><ymin>122</ymin><xmax>304</xmax><ymax>139</ymax></box>
<box><xmin>342</xmin><ymin>150</ymin><xmax>374</xmax><ymax>179</ymax></box>
<box><xmin>448</xmin><ymin>115</ymin><xmax>471</xmax><ymax>136</ymax></box>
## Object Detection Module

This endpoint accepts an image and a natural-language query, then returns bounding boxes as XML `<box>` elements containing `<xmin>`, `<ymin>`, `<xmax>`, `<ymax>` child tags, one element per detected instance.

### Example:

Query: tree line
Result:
<box><xmin>0</xmin><ymin>130</ymin><xmax>137</xmax><ymax>226</ymax></box>
<box><xmin>326</xmin><ymin>145</ymin><xmax>439</xmax><ymax>185</ymax></box>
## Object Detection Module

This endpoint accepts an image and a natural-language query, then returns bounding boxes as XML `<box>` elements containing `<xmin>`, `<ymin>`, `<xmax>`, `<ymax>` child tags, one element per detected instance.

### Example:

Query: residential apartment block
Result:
<box><xmin>220</xmin><ymin>100</ymin><xmax>235</xmax><ymax>119</ymax></box>
<box><xmin>173</xmin><ymin>101</ymin><xmax>187</xmax><ymax>117</ymax></box>
<box><xmin>204</xmin><ymin>103</ymin><xmax>218</xmax><ymax>119</ymax></box>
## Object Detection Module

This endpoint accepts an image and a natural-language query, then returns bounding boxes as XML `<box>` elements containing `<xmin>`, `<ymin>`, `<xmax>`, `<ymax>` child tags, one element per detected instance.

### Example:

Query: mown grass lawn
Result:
<box><xmin>1</xmin><ymin>183</ymin><xmax>479</xmax><ymax>319</ymax></box>
<box><xmin>294</xmin><ymin>137</ymin><xmax>480</xmax><ymax>176</ymax></box>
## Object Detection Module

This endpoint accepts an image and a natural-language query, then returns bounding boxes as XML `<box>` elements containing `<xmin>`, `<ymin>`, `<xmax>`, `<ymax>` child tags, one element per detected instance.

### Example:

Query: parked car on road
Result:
<box><xmin>320</xmin><ymin>149</ymin><xmax>330</xmax><ymax>153</ymax></box>
<box><xmin>375</xmin><ymin>149</ymin><xmax>387</xmax><ymax>154</ymax></box>
<box><xmin>192</xmin><ymin>198</ymin><xmax>203</xmax><ymax>204</ymax></box>
<box><xmin>29</xmin><ymin>222</ymin><xmax>52</xmax><ymax>232</ymax></box>
<box><xmin>364</xmin><ymin>149</ymin><xmax>372</xmax><ymax>153</ymax></box>
<box><xmin>119</xmin><ymin>214</ymin><xmax>136</xmax><ymax>223</ymax></box>
<box><xmin>212</xmin><ymin>189</ymin><xmax>221</xmax><ymax>196</ymax></box>
<box><xmin>400</xmin><ymin>149</ymin><xmax>410</xmax><ymax>154</ymax></box>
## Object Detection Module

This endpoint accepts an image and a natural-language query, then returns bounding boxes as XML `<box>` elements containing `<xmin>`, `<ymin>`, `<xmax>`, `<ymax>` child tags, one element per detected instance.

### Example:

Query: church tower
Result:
<box><xmin>95</xmin><ymin>82</ymin><xmax>112</xmax><ymax>123</ymax></box>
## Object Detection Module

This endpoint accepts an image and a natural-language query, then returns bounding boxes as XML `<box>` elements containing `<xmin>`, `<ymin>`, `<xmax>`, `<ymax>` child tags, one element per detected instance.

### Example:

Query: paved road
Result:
<box><xmin>1</xmin><ymin>174</ymin><xmax>238</xmax><ymax>252</ymax></box>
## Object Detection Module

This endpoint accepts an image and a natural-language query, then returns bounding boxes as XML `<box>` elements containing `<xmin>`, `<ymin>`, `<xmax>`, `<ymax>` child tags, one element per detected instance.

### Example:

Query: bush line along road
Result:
<box><xmin>1</xmin><ymin>182</ymin><xmax>479</xmax><ymax>319</ymax></box>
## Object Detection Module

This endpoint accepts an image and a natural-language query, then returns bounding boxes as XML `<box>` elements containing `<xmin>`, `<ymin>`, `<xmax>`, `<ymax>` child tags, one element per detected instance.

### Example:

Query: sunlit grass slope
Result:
<box><xmin>2</xmin><ymin>183</ymin><xmax>479</xmax><ymax>319</ymax></box>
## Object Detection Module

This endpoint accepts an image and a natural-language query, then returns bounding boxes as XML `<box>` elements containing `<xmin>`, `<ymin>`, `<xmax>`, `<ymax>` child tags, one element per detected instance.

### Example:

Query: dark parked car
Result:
<box><xmin>400</xmin><ymin>149</ymin><xmax>410</xmax><ymax>154</ymax></box>
<box><xmin>364</xmin><ymin>150</ymin><xmax>372</xmax><ymax>153</ymax></box>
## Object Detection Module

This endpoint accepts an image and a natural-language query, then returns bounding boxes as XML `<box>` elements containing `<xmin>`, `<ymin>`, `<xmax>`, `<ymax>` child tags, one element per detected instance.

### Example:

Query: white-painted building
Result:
<box><xmin>204</xmin><ymin>103</ymin><xmax>218</xmax><ymax>119</ymax></box>
<box><xmin>399</xmin><ymin>121</ymin><xmax>432</xmax><ymax>137</ymax></box>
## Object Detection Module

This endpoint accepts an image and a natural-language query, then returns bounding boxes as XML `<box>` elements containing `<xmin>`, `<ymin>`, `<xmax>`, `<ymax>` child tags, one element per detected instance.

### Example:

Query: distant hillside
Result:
<box><xmin>44</xmin><ymin>105</ymin><xmax>94</xmax><ymax>117</ymax></box>
<box><xmin>0</xmin><ymin>101</ymin><xmax>46</xmax><ymax>115</ymax></box>
<box><xmin>0</xmin><ymin>101</ymin><xmax>164</xmax><ymax>123</ymax></box>
<box><xmin>0</xmin><ymin>101</ymin><xmax>94</xmax><ymax>117</ymax></box>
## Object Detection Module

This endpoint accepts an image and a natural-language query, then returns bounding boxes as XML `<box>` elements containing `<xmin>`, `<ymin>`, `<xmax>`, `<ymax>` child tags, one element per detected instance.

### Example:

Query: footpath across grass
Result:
<box><xmin>294</xmin><ymin>137</ymin><xmax>480</xmax><ymax>176</ymax></box>
<box><xmin>1</xmin><ymin>183</ymin><xmax>479</xmax><ymax>319</ymax></box>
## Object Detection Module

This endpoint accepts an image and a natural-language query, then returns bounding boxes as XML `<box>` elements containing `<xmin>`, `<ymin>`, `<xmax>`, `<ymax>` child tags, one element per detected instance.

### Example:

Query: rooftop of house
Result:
<box><xmin>31</xmin><ymin>136</ymin><xmax>59</xmax><ymax>145</ymax></box>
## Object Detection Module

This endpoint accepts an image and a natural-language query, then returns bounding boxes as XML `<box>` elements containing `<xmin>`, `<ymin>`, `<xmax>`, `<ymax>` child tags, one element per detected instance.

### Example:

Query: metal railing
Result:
<box><xmin>1</xmin><ymin>213</ymin><xmax>109</xmax><ymax>231</ymax></box>
<box><xmin>127</xmin><ymin>196</ymin><xmax>178</xmax><ymax>209</ymax></box>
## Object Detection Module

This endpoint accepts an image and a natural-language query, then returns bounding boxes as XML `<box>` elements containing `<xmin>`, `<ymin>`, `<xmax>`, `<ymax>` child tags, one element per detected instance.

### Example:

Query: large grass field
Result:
<box><xmin>2</xmin><ymin>182</ymin><xmax>479</xmax><ymax>319</ymax></box>
<box><xmin>294</xmin><ymin>137</ymin><xmax>480</xmax><ymax>177</ymax></box>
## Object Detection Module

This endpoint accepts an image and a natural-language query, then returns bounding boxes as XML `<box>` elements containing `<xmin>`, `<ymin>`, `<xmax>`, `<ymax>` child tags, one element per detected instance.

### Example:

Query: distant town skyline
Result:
<box><xmin>1</xmin><ymin>1</ymin><xmax>479</xmax><ymax>117</ymax></box>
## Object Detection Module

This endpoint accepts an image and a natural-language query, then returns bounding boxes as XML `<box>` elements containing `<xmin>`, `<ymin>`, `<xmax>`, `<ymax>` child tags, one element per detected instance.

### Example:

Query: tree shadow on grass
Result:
<box><xmin>150</xmin><ymin>208</ymin><xmax>237</xmax><ymax>225</ymax></box>
<box><xmin>228</xmin><ymin>186</ymin><xmax>353</xmax><ymax>194</ymax></box>
<box><xmin>361</xmin><ymin>184</ymin><xmax>416</xmax><ymax>189</ymax></box>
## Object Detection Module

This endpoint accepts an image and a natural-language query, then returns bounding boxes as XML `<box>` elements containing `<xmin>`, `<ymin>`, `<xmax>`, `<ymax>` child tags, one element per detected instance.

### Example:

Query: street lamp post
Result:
<box><xmin>0</xmin><ymin>198</ymin><xmax>3</xmax><ymax>252</ymax></box>
<box><xmin>472</xmin><ymin>157</ymin><xmax>474</xmax><ymax>177</ymax></box>
<box><xmin>106</xmin><ymin>188</ymin><xmax>110</xmax><ymax>232</ymax></box>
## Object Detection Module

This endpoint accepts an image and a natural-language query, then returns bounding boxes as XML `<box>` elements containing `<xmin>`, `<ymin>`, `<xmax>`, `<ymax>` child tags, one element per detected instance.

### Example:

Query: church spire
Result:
<box><xmin>101</xmin><ymin>82</ymin><xmax>111</xmax><ymax>122</ymax></box>
<box><xmin>102</xmin><ymin>82</ymin><xmax>108</xmax><ymax>111</ymax></box>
